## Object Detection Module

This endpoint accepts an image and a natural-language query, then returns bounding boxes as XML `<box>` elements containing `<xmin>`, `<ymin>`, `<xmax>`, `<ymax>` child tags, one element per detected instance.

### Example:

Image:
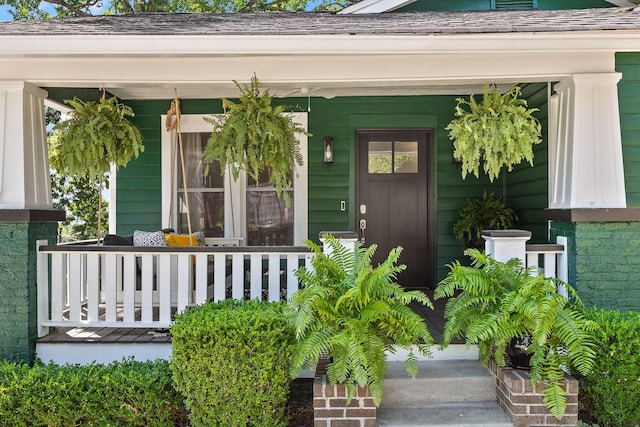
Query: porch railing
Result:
<box><xmin>36</xmin><ymin>241</ymin><xmax>312</xmax><ymax>336</ymax></box>
<box><xmin>484</xmin><ymin>230</ymin><xmax>569</xmax><ymax>297</ymax></box>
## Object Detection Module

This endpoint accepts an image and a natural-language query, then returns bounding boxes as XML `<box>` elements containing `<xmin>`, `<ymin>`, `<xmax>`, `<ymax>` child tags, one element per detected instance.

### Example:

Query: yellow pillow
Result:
<box><xmin>165</xmin><ymin>233</ymin><xmax>199</xmax><ymax>247</ymax></box>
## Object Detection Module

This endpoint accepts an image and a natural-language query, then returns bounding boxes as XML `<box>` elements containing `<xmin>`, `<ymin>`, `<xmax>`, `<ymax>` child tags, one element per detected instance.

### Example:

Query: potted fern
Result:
<box><xmin>51</xmin><ymin>94</ymin><xmax>143</xmax><ymax>239</ymax></box>
<box><xmin>204</xmin><ymin>74</ymin><xmax>307</xmax><ymax>206</ymax></box>
<box><xmin>435</xmin><ymin>249</ymin><xmax>598</xmax><ymax>420</ymax></box>
<box><xmin>453</xmin><ymin>191</ymin><xmax>517</xmax><ymax>249</ymax></box>
<box><xmin>445</xmin><ymin>84</ymin><xmax>542</xmax><ymax>182</ymax></box>
<box><xmin>289</xmin><ymin>236</ymin><xmax>434</xmax><ymax>405</ymax></box>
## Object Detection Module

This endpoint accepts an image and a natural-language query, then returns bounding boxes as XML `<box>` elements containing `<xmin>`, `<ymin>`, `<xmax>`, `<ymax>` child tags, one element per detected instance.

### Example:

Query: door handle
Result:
<box><xmin>359</xmin><ymin>219</ymin><xmax>366</xmax><ymax>244</ymax></box>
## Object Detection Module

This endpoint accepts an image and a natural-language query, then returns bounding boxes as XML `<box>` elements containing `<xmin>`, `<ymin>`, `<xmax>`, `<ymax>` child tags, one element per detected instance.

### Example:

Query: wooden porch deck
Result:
<box><xmin>36</xmin><ymin>291</ymin><xmax>457</xmax><ymax>345</ymax></box>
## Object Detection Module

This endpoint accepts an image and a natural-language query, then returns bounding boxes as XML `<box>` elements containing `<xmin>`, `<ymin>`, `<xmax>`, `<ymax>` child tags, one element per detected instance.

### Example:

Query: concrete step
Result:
<box><xmin>382</xmin><ymin>360</ymin><xmax>495</xmax><ymax>406</ymax></box>
<box><xmin>377</xmin><ymin>402</ymin><xmax>513</xmax><ymax>427</ymax></box>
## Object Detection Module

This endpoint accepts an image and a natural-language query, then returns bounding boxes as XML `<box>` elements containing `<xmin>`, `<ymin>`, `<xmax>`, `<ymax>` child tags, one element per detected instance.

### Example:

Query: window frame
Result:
<box><xmin>161</xmin><ymin>113</ymin><xmax>308</xmax><ymax>246</ymax></box>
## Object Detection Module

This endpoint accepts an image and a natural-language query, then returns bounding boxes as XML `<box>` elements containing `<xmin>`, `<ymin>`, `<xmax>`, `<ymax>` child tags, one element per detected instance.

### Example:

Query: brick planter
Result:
<box><xmin>488</xmin><ymin>359</ymin><xmax>578</xmax><ymax>427</ymax></box>
<box><xmin>313</xmin><ymin>365</ymin><xmax>376</xmax><ymax>427</ymax></box>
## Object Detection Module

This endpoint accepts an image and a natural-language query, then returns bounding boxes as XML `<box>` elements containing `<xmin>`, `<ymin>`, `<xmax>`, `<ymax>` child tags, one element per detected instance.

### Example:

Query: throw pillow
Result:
<box><xmin>133</xmin><ymin>230</ymin><xmax>167</xmax><ymax>247</ymax></box>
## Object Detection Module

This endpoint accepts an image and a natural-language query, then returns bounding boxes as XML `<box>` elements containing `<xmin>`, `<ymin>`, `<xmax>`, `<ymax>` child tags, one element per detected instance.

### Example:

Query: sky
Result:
<box><xmin>0</xmin><ymin>5</ymin><xmax>12</xmax><ymax>21</ymax></box>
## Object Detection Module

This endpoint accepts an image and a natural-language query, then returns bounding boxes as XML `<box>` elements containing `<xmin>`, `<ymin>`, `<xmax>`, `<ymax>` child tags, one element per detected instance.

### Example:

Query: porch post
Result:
<box><xmin>0</xmin><ymin>81</ymin><xmax>64</xmax><ymax>362</ymax></box>
<box><xmin>319</xmin><ymin>231</ymin><xmax>359</xmax><ymax>257</ymax></box>
<box><xmin>549</xmin><ymin>73</ymin><xmax>626</xmax><ymax>209</ymax></box>
<box><xmin>482</xmin><ymin>230</ymin><xmax>531</xmax><ymax>265</ymax></box>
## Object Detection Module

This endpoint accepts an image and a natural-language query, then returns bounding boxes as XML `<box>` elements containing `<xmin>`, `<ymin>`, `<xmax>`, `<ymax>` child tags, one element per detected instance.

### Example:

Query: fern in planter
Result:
<box><xmin>446</xmin><ymin>84</ymin><xmax>542</xmax><ymax>182</ymax></box>
<box><xmin>453</xmin><ymin>191</ymin><xmax>517</xmax><ymax>248</ymax></box>
<box><xmin>51</xmin><ymin>95</ymin><xmax>143</xmax><ymax>239</ymax></box>
<box><xmin>435</xmin><ymin>249</ymin><xmax>598</xmax><ymax>420</ymax></box>
<box><xmin>289</xmin><ymin>237</ymin><xmax>434</xmax><ymax>406</ymax></box>
<box><xmin>204</xmin><ymin>75</ymin><xmax>307</xmax><ymax>205</ymax></box>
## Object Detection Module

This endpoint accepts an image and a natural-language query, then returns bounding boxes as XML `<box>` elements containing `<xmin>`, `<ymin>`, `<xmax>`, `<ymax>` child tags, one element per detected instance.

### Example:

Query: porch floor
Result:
<box><xmin>37</xmin><ymin>291</ymin><xmax>456</xmax><ymax>345</ymax></box>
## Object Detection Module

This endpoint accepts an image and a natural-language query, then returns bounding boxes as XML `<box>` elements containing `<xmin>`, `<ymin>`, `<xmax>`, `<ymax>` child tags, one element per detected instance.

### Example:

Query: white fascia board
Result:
<box><xmin>3</xmin><ymin>33</ymin><xmax>640</xmax><ymax>58</ymax></box>
<box><xmin>338</xmin><ymin>0</ymin><xmax>417</xmax><ymax>14</ymax></box>
<box><xmin>605</xmin><ymin>0</ymin><xmax>637</xmax><ymax>6</ymax></box>
<box><xmin>338</xmin><ymin>0</ymin><xmax>636</xmax><ymax>13</ymax></box>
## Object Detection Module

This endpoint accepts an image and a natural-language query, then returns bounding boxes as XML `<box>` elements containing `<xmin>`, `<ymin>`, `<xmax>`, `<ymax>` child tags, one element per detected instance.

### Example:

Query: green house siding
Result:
<box><xmin>617</xmin><ymin>52</ymin><xmax>640</xmax><ymax>208</ymax></box>
<box><xmin>117</xmin><ymin>94</ymin><xmax>528</xmax><ymax>285</ymax></box>
<box><xmin>506</xmin><ymin>83</ymin><xmax>549</xmax><ymax>243</ymax></box>
<box><xmin>397</xmin><ymin>0</ymin><xmax>613</xmax><ymax>12</ymax></box>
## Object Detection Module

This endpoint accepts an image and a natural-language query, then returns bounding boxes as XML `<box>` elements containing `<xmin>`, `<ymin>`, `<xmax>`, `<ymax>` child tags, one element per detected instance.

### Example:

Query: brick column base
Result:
<box><xmin>488</xmin><ymin>359</ymin><xmax>578</xmax><ymax>427</ymax></box>
<box><xmin>313</xmin><ymin>371</ymin><xmax>376</xmax><ymax>427</ymax></box>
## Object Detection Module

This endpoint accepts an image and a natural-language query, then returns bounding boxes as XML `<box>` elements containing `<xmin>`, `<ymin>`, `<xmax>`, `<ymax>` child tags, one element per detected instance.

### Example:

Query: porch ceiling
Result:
<box><xmin>2</xmin><ymin>9</ymin><xmax>640</xmax><ymax>100</ymax></box>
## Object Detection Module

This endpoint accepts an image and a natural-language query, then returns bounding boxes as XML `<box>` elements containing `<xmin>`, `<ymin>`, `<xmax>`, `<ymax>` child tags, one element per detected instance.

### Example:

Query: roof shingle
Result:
<box><xmin>1</xmin><ymin>8</ymin><xmax>640</xmax><ymax>36</ymax></box>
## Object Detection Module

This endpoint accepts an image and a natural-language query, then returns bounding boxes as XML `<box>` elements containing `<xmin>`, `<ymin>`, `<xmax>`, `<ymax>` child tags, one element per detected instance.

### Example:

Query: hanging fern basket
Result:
<box><xmin>203</xmin><ymin>75</ymin><xmax>307</xmax><ymax>206</ymax></box>
<box><xmin>51</xmin><ymin>94</ymin><xmax>144</xmax><ymax>239</ymax></box>
<box><xmin>445</xmin><ymin>85</ymin><xmax>542</xmax><ymax>182</ymax></box>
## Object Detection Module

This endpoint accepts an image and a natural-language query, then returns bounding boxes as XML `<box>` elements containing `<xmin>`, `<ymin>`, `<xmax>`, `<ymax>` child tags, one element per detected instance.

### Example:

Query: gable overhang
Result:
<box><xmin>1</xmin><ymin>31</ymin><xmax>640</xmax><ymax>99</ymax></box>
<box><xmin>339</xmin><ymin>0</ymin><xmax>638</xmax><ymax>14</ymax></box>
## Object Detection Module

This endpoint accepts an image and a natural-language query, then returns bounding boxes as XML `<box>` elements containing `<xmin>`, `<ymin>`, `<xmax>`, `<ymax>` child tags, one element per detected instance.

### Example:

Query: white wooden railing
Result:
<box><xmin>483</xmin><ymin>230</ymin><xmax>569</xmax><ymax>297</ymax></box>
<box><xmin>36</xmin><ymin>241</ymin><xmax>312</xmax><ymax>336</ymax></box>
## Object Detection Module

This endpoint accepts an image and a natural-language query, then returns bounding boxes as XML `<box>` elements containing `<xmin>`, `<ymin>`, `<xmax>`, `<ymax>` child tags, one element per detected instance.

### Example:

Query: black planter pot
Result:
<box><xmin>506</xmin><ymin>336</ymin><xmax>532</xmax><ymax>370</ymax></box>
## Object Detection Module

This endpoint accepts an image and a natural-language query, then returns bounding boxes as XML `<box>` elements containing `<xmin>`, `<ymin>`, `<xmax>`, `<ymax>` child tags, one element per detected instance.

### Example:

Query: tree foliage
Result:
<box><xmin>290</xmin><ymin>237</ymin><xmax>434</xmax><ymax>406</ymax></box>
<box><xmin>46</xmin><ymin>107</ymin><xmax>106</xmax><ymax>242</ymax></box>
<box><xmin>446</xmin><ymin>85</ymin><xmax>542</xmax><ymax>182</ymax></box>
<box><xmin>435</xmin><ymin>249</ymin><xmax>599</xmax><ymax>420</ymax></box>
<box><xmin>0</xmin><ymin>0</ymin><xmax>355</xmax><ymax>19</ymax></box>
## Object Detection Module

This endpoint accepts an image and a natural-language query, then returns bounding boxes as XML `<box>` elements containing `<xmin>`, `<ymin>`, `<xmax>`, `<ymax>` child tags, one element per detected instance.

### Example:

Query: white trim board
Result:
<box><xmin>340</xmin><ymin>0</ymin><xmax>636</xmax><ymax>14</ymax></box>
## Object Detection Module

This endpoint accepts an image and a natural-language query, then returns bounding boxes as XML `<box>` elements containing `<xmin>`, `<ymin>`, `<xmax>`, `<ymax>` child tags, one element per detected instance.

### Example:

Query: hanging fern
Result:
<box><xmin>204</xmin><ymin>75</ymin><xmax>307</xmax><ymax>206</ymax></box>
<box><xmin>435</xmin><ymin>249</ymin><xmax>598</xmax><ymax>420</ymax></box>
<box><xmin>289</xmin><ymin>236</ymin><xmax>434</xmax><ymax>406</ymax></box>
<box><xmin>51</xmin><ymin>96</ymin><xmax>143</xmax><ymax>177</ymax></box>
<box><xmin>445</xmin><ymin>85</ymin><xmax>542</xmax><ymax>182</ymax></box>
<box><xmin>51</xmin><ymin>95</ymin><xmax>143</xmax><ymax>239</ymax></box>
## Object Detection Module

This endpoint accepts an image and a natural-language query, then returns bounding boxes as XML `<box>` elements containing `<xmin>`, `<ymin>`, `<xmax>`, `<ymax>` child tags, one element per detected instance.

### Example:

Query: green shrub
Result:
<box><xmin>579</xmin><ymin>308</ymin><xmax>640</xmax><ymax>427</ymax></box>
<box><xmin>171</xmin><ymin>299</ymin><xmax>295</xmax><ymax>427</ymax></box>
<box><xmin>0</xmin><ymin>358</ymin><xmax>186</xmax><ymax>426</ymax></box>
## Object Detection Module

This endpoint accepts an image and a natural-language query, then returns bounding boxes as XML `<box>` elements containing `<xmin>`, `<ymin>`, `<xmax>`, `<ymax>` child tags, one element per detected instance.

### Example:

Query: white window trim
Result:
<box><xmin>161</xmin><ymin>113</ymin><xmax>308</xmax><ymax>245</ymax></box>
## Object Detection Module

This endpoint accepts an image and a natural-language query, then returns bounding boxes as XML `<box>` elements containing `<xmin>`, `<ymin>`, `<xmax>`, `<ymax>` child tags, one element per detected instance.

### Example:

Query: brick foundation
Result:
<box><xmin>313</xmin><ymin>369</ymin><xmax>376</xmax><ymax>427</ymax></box>
<box><xmin>488</xmin><ymin>359</ymin><xmax>578</xmax><ymax>427</ymax></box>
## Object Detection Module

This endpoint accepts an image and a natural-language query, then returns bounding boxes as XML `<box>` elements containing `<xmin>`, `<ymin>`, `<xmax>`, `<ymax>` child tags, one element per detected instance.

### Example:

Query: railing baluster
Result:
<box><xmin>140</xmin><ymin>254</ymin><xmax>154</xmax><ymax>323</ymax></box>
<box><xmin>268</xmin><ymin>254</ymin><xmax>280</xmax><ymax>302</ymax></box>
<box><xmin>176</xmin><ymin>253</ymin><xmax>191</xmax><ymax>313</ymax></box>
<box><xmin>158</xmin><ymin>254</ymin><xmax>172</xmax><ymax>323</ymax></box>
<box><xmin>86</xmin><ymin>253</ymin><xmax>100</xmax><ymax>323</ymax></box>
<box><xmin>194</xmin><ymin>253</ymin><xmax>208</xmax><ymax>305</ymax></box>
<box><xmin>250</xmin><ymin>253</ymin><xmax>262</xmax><ymax>300</ymax></box>
<box><xmin>50</xmin><ymin>253</ymin><xmax>64</xmax><ymax>322</ymax></box>
<box><xmin>232</xmin><ymin>253</ymin><xmax>244</xmax><ymax>300</ymax></box>
<box><xmin>103</xmin><ymin>253</ymin><xmax>118</xmax><ymax>323</ymax></box>
<box><xmin>122</xmin><ymin>254</ymin><xmax>136</xmax><ymax>323</ymax></box>
<box><xmin>286</xmin><ymin>254</ymin><xmax>298</xmax><ymax>300</ymax></box>
<box><xmin>213</xmin><ymin>253</ymin><xmax>226</xmax><ymax>302</ymax></box>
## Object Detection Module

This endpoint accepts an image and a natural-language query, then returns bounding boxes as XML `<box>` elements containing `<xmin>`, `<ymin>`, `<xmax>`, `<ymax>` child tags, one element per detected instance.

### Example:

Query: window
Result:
<box><xmin>161</xmin><ymin>113</ymin><xmax>308</xmax><ymax>246</ymax></box>
<box><xmin>368</xmin><ymin>140</ymin><xmax>418</xmax><ymax>174</ymax></box>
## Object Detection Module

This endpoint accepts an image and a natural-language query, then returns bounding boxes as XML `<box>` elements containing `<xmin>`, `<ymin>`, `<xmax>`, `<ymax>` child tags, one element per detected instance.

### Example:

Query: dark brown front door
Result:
<box><xmin>356</xmin><ymin>129</ymin><xmax>433</xmax><ymax>287</ymax></box>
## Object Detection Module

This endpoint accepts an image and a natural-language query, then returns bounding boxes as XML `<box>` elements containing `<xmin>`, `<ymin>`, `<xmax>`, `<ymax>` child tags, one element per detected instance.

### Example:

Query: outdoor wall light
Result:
<box><xmin>324</xmin><ymin>137</ymin><xmax>334</xmax><ymax>164</ymax></box>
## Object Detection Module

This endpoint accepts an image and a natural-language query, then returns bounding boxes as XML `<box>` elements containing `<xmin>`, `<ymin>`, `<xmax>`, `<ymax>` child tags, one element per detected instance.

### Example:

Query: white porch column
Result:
<box><xmin>549</xmin><ymin>73</ymin><xmax>626</xmax><ymax>209</ymax></box>
<box><xmin>482</xmin><ymin>230</ymin><xmax>532</xmax><ymax>264</ymax></box>
<box><xmin>0</xmin><ymin>81</ymin><xmax>52</xmax><ymax>209</ymax></box>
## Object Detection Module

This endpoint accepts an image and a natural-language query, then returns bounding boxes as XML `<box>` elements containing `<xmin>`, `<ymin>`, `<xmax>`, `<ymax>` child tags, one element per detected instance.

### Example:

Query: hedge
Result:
<box><xmin>579</xmin><ymin>308</ymin><xmax>640</xmax><ymax>427</ymax></box>
<box><xmin>0</xmin><ymin>358</ymin><xmax>187</xmax><ymax>426</ymax></box>
<box><xmin>171</xmin><ymin>299</ymin><xmax>295</xmax><ymax>427</ymax></box>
